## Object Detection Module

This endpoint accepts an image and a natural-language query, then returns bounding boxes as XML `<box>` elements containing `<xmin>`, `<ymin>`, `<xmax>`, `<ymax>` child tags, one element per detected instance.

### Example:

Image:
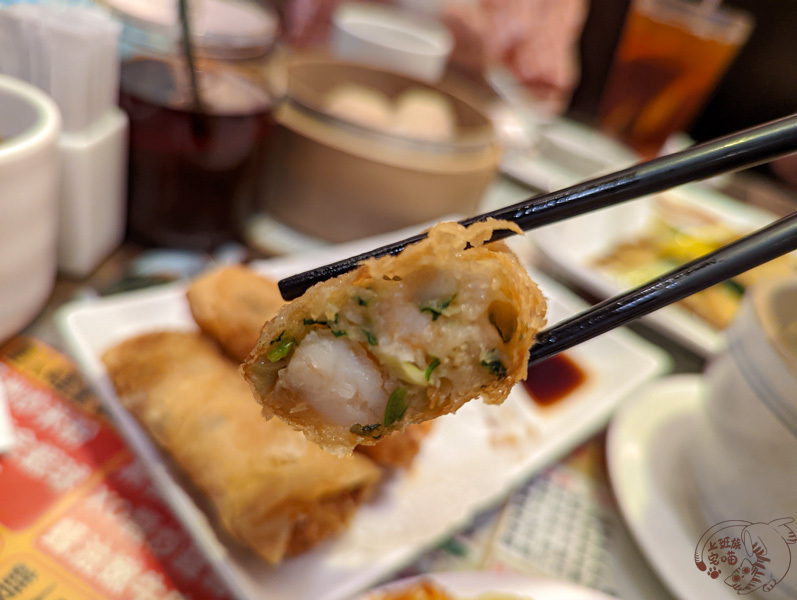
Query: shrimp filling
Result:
<box><xmin>277</xmin><ymin>330</ymin><xmax>387</xmax><ymax>427</ymax></box>
<box><xmin>272</xmin><ymin>267</ymin><xmax>515</xmax><ymax>432</ymax></box>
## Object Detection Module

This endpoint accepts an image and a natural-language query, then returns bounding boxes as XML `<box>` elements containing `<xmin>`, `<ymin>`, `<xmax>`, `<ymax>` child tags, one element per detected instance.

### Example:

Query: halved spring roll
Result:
<box><xmin>103</xmin><ymin>331</ymin><xmax>381</xmax><ymax>563</ymax></box>
<box><xmin>242</xmin><ymin>220</ymin><xmax>547</xmax><ymax>454</ymax></box>
<box><xmin>187</xmin><ymin>265</ymin><xmax>435</xmax><ymax>468</ymax></box>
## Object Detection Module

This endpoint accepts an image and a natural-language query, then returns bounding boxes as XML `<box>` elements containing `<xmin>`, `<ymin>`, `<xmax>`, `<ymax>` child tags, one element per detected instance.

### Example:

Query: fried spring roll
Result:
<box><xmin>187</xmin><ymin>265</ymin><xmax>435</xmax><ymax>468</ymax></box>
<box><xmin>187</xmin><ymin>264</ymin><xmax>286</xmax><ymax>363</ymax></box>
<box><xmin>242</xmin><ymin>220</ymin><xmax>547</xmax><ymax>453</ymax></box>
<box><xmin>102</xmin><ymin>332</ymin><xmax>381</xmax><ymax>563</ymax></box>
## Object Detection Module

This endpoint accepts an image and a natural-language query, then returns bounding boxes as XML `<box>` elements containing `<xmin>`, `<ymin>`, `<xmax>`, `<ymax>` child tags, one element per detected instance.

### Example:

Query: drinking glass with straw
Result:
<box><xmin>598</xmin><ymin>0</ymin><xmax>753</xmax><ymax>158</ymax></box>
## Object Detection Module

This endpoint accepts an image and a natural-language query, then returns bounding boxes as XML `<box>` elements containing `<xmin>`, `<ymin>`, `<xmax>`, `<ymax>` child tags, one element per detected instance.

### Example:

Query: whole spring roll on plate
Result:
<box><xmin>103</xmin><ymin>331</ymin><xmax>381</xmax><ymax>564</ymax></box>
<box><xmin>243</xmin><ymin>220</ymin><xmax>547</xmax><ymax>453</ymax></box>
<box><xmin>187</xmin><ymin>265</ymin><xmax>435</xmax><ymax>468</ymax></box>
<box><xmin>187</xmin><ymin>264</ymin><xmax>286</xmax><ymax>363</ymax></box>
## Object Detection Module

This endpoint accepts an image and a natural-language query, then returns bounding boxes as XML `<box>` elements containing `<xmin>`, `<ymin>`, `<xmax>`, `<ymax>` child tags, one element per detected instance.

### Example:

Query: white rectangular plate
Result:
<box><xmin>532</xmin><ymin>184</ymin><xmax>782</xmax><ymax>356</ymax></box>
<box><xmin>57</xmin><ymin>234</ymin><xmax>670</xmax><ymax>600</ymax></box>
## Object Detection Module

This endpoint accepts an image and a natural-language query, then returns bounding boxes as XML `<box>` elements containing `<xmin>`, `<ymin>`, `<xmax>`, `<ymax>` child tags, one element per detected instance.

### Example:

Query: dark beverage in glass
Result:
<box><xmin>120</xmin><ymin>58</ymin><xmax>272</xmax><ymax>249</ymax></box>
<box><xmin>599</xmin><ymin>0</ymin><xmax>752</xmax><ymax>158</ymax></box>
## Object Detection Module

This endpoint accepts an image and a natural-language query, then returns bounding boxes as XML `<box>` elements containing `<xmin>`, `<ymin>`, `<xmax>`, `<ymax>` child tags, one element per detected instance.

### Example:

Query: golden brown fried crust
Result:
<box><xmin>102</xmin><ymin>331</ymin><xmax>381</xmax><ymax>564</ymax></box>
<box><xmin>283</xmin><ymin>485</ymin><xmax>370</xmax><ymax>556</ymax></box>
<box><xmin>356</xmin><ymin>422</ymin><xmax>434</xmax><ymax>469</ymax></box>
<box><xmin>187</xmin><ymin>264</ymin><xmax>433</xmax><ymax>468</ymax></box>
<box><xmin>187</xmin><ymin>265</ymin><xmax>286</xmax><ymax>362</ymax></box>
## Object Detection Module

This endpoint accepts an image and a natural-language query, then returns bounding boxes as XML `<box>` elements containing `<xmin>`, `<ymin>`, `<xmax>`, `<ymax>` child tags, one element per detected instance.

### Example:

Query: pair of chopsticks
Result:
<box><xmin>280</xmin><ymin>115</ymin><xmax>797</xmax><ymax>364</ymax></box>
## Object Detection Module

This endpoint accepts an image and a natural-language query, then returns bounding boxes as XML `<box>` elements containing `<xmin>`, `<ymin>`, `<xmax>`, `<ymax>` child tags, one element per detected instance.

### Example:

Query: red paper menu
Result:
<box><xmin>0</xmin><ymin>337</ymin><xmax>236</xmax><ymax>600</ymax></box>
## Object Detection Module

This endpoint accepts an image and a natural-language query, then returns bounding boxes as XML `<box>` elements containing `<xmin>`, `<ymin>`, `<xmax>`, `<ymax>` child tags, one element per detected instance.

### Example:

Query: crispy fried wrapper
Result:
<box><xmin>242</xmin><ymin>220</ymin><xmax>547</xmax><ymax>454</ymax></box>
<box><xmin>102</xmin><ymin>332</ymin><xmax>381</xmax><ymax>564</ymax></box>
<box><xmin>187</xmin><ymin>265</ymin><xmax>435</xmax><ymax>468</ymax></box>
<box><xmin>187</xmin><ymin>264</ymin><xmax>286</xmax><ymax>362</ymax></box>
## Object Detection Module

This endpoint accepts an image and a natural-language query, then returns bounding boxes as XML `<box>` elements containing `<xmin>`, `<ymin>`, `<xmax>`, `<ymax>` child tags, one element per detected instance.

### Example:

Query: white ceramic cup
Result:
<box><xmin>691</xmin><ymin>276</ymin><xmax>797</xmax><ymax>528</ymax></box>
<box><xmin>0</xmin><ymin>75</ymin><xmax>61</xmax><ymax>343</ymax></box>
<box><xmin>332</xmin><ymin>3</ymin><xmax>453</xmax><ymax>82</ymax></box>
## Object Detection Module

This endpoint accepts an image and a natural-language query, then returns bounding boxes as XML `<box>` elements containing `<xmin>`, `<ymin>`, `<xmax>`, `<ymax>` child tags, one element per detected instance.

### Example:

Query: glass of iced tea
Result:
<box><xmin>598</xmin><ymin>0</ymin><xmax>753</xmax><ymax>157</ymax></box>
<box><xmin>109</xmin><ymin>0</ymin><xmax>278</xmax><ymax>249</ymax></box>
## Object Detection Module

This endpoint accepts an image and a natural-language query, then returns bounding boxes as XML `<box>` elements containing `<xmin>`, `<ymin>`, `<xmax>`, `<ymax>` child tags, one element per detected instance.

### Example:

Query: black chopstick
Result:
<box><xmin>528</xmin><ymin>212</ymin><xmax>797</xmax><ymax>365</ymax></box>
<box><xmin>279</xmin><ymin>114</ymin><xmax>797</xmax><ymax>300</ymax></box>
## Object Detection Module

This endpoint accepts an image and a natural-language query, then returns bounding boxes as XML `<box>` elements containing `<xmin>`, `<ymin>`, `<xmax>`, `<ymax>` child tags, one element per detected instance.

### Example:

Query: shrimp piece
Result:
<box><xmin>243</xmin><ymin>220</ymin><xmax>547</xmax><ymax>454</ymax></box>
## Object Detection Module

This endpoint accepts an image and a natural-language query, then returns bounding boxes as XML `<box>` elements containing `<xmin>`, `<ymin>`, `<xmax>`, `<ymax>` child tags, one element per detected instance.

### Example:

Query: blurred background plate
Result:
<box><xmin>606</xmin><ymin>376</ymin><xmax>751</xmax><ymax>600</ymax></box>
<box><xmin>531</xmin><ymin>184</ymin><xmax>784</xmax><ymax>356</ymax></box>
<box><xmin>57</xmin><ymin>229</ymin><xmax>669</xmax><ymax>600</ymax></box>
<box><xmin>501</xmin><ymin>117</ymin><xmax>640</xmax><ymax>193</ymax></box>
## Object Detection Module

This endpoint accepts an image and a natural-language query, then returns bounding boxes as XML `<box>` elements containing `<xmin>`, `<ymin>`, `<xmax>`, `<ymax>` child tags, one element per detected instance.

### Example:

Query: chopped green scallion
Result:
<box><xmin>362</xmin><ymin>329</ymin><xmax>378</xmax><ymax>345</ymax></box>
<box><xmin>266</xmin><ymin>332</ymin><xmax>296</xmax><ymax>362</ymax></box>
<box><xmin>425</xmin><ymin>357</ymin><xmax>441</xmax><ymax>381</ymax></box>
<box><xmin>420</xmin><ymin>294</ymin><xmax>456</xmax><ymax>321</ymax></box>
<box><xmin>384</xmin><ymin>387</ymin><xmax>408</xmax><ymax>427</ymax></box>
<box><xmin>480</xmin><ymin>350</ymin><xmax>507</xmax><ymax>379</ymax></box>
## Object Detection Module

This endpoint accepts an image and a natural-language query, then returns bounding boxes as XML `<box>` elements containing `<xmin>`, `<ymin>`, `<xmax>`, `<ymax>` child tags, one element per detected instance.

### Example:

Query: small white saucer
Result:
<box><xmin>607</xmin><ymin>375</ymin><xmax>749</xmax><ymax>600</ymax></box>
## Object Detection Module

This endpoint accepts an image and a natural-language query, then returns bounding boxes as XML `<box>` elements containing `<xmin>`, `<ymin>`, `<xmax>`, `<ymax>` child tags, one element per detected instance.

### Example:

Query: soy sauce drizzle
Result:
<box><xmin>523</xmin><ymin>353</ymin><xmax>586</xmax><ymax>406</ymax></box>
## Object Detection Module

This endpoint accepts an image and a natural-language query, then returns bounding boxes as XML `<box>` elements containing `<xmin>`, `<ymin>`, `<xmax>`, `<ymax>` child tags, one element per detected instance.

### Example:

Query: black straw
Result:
<box><xmin>178</xmin><ymin>0</ymin><xmax>203</xmax><ymax>113</ymax></box>
<box><xmin>528</xmin><ymin>212</ymin><xmax>797</xmax><ymax>365</ymax></box>
<box><xmin>279</xmin><ymin>114</ymin><xmax>797</xmax><ymax>300</ymax></box>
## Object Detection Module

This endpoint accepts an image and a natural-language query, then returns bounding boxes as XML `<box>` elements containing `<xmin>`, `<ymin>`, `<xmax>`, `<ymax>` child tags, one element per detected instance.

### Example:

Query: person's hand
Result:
<box><xmin>443</xmin><ymin>0</ymin><xmax>588</xmax><ymax>113</ymax></box>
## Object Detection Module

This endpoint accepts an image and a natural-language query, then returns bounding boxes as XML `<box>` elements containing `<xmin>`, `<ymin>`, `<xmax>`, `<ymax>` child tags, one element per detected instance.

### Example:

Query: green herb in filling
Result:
<box><xmin>425</xmin><ymin>357</ymin><xmax>441</xmax><ymax>381</ymax></box>
<box><xmin>331</xmin><ymin>329</ymin><xmax>347</xmax><ymax>337</ymax></box>
<box><xmin>362</xmin><ymin>329</ymin><xmax>378</xmax><ymax>346</ymax></box>
<box><xmin>304</xmin><ymin>313</ymin><xmax>339</xmax><ymax>327</ymax></box>
<box><xmin>480</xmin><ymin>350</ymin><xmax>507</xmax><ymax>379</ymax></box>
<box><xmin>420</xmin><ymin>294</ymin><xmax>456</xmax><ymax>321</ymax></box>
<box><xmin>266</xmin><ymin>331</ymin><xmax>296</xmax><ymax>362</ymax></box>
<box><xmin>356</xmin><ymin>296</ymin><xmax>370</xmax><ymax>306</ymax></box>
<box><xmin>350</xmin><ymin>423</ymin><xmax>384</xmax><ymax>439</ymax></box>
<box><xmin>384</xmin><ymin>387</ymin><xmax>408</xmax><ymax>427</ymax></box>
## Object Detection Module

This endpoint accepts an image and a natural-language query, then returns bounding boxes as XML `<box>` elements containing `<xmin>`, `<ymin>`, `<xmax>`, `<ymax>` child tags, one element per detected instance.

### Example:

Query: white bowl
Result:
<box><xmin>332</xmin><ymin>2</ymin><xmax>453</xmax><ymax>82</ymax></box>
<box><xmin>692</xmin><ymin>276</ymin><xmax>797</xmax><ymax>524</ymax></box>
<box><xmin>0</xmin><ymin>75</ymin><xmax>61</xmax><ymax>342</ymax></box>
